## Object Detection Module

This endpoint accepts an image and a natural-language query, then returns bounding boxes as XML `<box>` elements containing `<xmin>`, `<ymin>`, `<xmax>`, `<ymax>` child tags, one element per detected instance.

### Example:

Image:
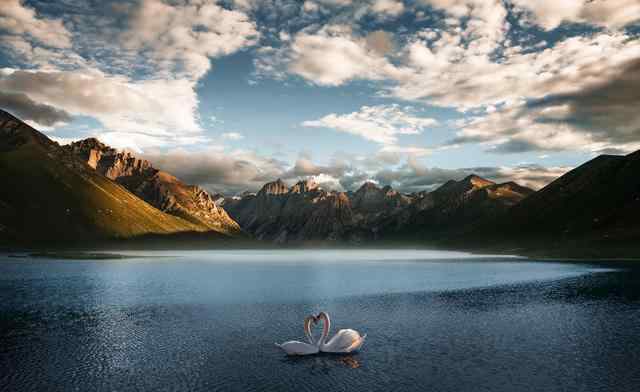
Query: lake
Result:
<box><xmin>1</xmin><ymin>249</ymin><xmax>639</xmax><ymax>391</ymax></box>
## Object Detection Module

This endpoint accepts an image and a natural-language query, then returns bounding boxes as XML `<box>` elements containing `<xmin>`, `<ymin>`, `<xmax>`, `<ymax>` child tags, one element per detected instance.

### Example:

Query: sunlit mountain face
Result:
<box><xmin>0</xmin><ymin>0</ymin><xmax>638</xmax><ymax>196</ymax></box>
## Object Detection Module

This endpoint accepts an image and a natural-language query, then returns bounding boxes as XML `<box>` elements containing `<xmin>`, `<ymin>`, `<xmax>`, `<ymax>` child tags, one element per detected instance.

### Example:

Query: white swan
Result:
<box><xmin>275</xmin><ymin>315</ymin><xmax>320</xmax><ymax>356</ymax></box>
<box><xmin>317</xmin><ymin>311</ymin><xmax>366</xmax><ymax>353</ymax></box>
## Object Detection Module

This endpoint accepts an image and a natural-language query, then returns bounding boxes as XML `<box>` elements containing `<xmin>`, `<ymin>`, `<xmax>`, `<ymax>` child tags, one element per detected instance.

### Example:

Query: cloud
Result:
<box><xmin>287</xmin><ymin>24</ymin><xmax>401</xmax><ymax>86</ymax></box>
<box><xmin>0</xmin><ymin>0</ymin><xmax>261</xmax><ymax>151</ymax></box>
<box><xmin>481</xmin><ymin>164</ymin><xmax>571</xmax><ymax>190</ymax></box>
<box><xmin>142</xmin><ymin>147</ymin><xmax>289</xmax><ymax>195</ymax></box>
<box><xmin>250</xmin><ymin>0</ymin><xmax>640</xmax><ymax>156</ymax></box>
<box><xmin>365</xmin><ymin>30</ymin><xmax>395</xmax><ymax>55</ymax></box>
<box><xmin>286</xmin><ymin>155</ymin><xmax>349</xmax><ymax>179</ymax></box>
<box><xmin>373</xmin><ymin>157</ymin><xmax>571</xmax><ymax>192</ymax></box>
<box><xmin>221</xmin><ymin>132</ymin><xmax>244</xmax><ymax>141</ymax></box>
<box><xmin>447</xmin><ymin>102</ymin><xmax>601</xmax><ymax>154</ymax></box>
<box><xmin>378</xmin><ymin>144</ymin><xmax>433</xmax><ymax>157</ymax></box>
<box><xmin>121</xmin><ymin>0</ymin><xmax>259</xmax><ymax>80</ymax></box>
<box><xmin>138</xmin><ymin>145</ymin><xmax>568</xmax><ymax>194</ymax></box>
<box><xmin>511</xmin><ymin>0</ymin><xmax>640</xmax><ymax>30</ymax></box>
<box><xmin>0</xmin><ymin>69</ymin><xmax>201</xmax><ymax>141</ymax></box>
<box><xmin>0</xmin><ymin>91</ymin><xmax>71</xmax><ymax>126</ymax></box>
<box><xmin>446</xmin><ymin>56</ymin><xmax>640</xmax><ymax>154</ymax></box>
<box><xmin>0</xmin><ymin>0</ymin><xmax>72</xmax><ymax>49</ymax></box>
<box><xmin>249</xmin><ymin>0</ymin><xmax>639</xmax><ymax>155</ymax></box>
<box><xmin>527</xmin><ymin>58</ymin><xmax>640</xmax><ymax>148</ymax></box>
<box><xmin>302</xmin><ymin>104</ymin><xmax>438</xmax><ymax>144</ymax></box>
<box><xmin>370</xmin><ymin>0</ymin><xmax>405</xmax><ymax>17</ymax></box>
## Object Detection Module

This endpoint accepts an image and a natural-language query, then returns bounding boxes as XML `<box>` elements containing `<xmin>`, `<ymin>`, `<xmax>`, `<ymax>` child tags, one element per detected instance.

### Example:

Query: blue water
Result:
<box><xmin>1</xmin><ymin>250</ymin><xmax>639</xmax><ymax>391</ymax></box>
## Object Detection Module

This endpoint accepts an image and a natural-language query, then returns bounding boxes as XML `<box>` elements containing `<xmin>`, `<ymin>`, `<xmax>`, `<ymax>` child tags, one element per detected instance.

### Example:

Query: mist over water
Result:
<box><xmin>1</xmin><ymin>250</ymin><xmax>638</xmax><ymax>392</ymax></box>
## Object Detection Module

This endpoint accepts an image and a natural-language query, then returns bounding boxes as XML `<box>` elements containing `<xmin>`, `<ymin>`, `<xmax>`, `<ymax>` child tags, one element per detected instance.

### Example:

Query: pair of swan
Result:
<box><xmin>276</xmin><ymin>312</ymin><xmax>366</xmax><ymax>356</ymax></box>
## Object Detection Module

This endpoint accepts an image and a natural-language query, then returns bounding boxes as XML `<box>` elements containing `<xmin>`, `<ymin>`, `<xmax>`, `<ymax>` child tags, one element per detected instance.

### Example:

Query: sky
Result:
<box><xmin>0</xmin><ymin>0</ymin><xmax>639</xmax><ymax>194</ymax></box>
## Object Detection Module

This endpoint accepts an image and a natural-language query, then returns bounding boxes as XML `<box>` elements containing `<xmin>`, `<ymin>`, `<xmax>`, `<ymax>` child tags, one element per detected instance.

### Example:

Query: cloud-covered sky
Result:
<box><xmin>1</xmin><ymin>0</ymin><xmax>638</xmax><ymax>194</ymax></box>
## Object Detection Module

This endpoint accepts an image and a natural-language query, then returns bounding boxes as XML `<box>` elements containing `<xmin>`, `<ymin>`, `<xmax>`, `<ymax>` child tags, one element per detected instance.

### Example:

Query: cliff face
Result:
<box><xmin>64</xmin><ymin>138</ymin><xmax>241</xmax><ymax>236</ymax></box>
<box><xmin>224</xmin><ymin>179</ymin><xmax>361</xmax><ymax>242</ymax></box>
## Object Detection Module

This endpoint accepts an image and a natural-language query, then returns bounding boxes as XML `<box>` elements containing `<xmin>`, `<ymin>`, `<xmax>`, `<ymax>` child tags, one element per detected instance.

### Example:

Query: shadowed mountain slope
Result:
<box><xmin>469</xmin><ymin>151</ymin><xmax>640</xmax><ymax>254</ymax></box>
<box><xmin>384</xmin><ymin>175</ymin><xmax>534</xmax><ymax>240</ymax></box>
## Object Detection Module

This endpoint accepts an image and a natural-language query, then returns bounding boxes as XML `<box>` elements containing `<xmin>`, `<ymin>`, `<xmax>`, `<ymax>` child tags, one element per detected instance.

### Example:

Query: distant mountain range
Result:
<box><xmin>1</xmin><ymin>109</ymin><xmax>639</xmax><ymax>256</ymax></box>
<box><xmin>221</xmin><ymin>175</ymin><xmax>533</xmax><ymax>243</ymax></box>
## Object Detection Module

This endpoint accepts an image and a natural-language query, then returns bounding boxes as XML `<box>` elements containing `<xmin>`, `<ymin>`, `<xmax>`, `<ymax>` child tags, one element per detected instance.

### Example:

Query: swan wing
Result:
<box><xmin>324</xmin><ymin>329</ymin><xmax>364</xmax><ymax>353</ymax></box>
<box><xmin>345</xmin><ymin>333</ymin><xmax>366</xmax><ymax>352</ymax></box>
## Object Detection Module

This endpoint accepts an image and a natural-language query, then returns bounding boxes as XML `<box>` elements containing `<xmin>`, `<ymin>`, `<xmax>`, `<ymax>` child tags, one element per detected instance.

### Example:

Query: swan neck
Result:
<box><xmin>319</xmin><ymin>312</ymin><xmax>331</xmax><ymax>347</ymax></box>
<box><xmin>304</xmin><ymin>316</ymin><xmax>314</xmax><ymax>344</ymax></box>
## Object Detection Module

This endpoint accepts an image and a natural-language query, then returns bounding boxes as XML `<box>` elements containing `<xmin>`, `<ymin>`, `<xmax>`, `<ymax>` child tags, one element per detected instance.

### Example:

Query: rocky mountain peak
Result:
<box><xmin>70</xmin><ymin>137</ymin><xmax>108</xmax><ymax>151</ymax></box>
<box><xmin>0</xmin><ymin>109</ymin><xmax>57</xmax><ymax>151</ymax></box>
<box><xmin>290</xmin><ymin>178</ymin><xmax>319</xmax><ymax>194</ymax></box>
<box><xmin>356</xmin><ymin>181</ymin><xmax>381</xmax><ymax>193</ymax></box>
<box><xmin>381</xmin><ymin>185</ymin><xmax>398</xmax><ymax>197</ymax></box>
<box><xmin>259</xmin><ymin>179</ymin><xmax>289</xmax><ymax>195</ymax></box>
<box><xmin>463</xmin><ymin>174</ymin><xmax>495</xmax><ymax>189</ymax></box>
<box><xmin>66</xmin><ymin>138</ymin><xmax>154</xmax><ymax>178</ymax></box>
<box><xmin>435</xmin><ymin>174</ymin><xmax>495</xmax><ymax>197</ymax></box>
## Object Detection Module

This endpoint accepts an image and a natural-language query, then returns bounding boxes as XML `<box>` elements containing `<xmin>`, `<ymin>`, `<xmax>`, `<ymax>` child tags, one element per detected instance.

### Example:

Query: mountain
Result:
<box><xmin>382</xmin><ymin>175</ymin><xmax>534</xmax><ymax>240</ymax></box>
<box><xmin>63</xmin><ymin>138</ymin><xmax>241</xmax><ymax>236</ymax></box>
<box><xmin>224</xmin><ymin>179</ymin><xmax>361</xmax><ymax>242</ymax></box>
<box><xmin>223</xmin><ymin>175</ymin><xmax>533</xmax><ymax>243</ymax></box>
<box><xmin>470</xmin><ymin>151</ymin><xmax>640</xmax><ymax>254</ymax></box>
<box><xmin>0</xmin><ymin>109</ymin><xmax>218</xmax><ymax>246</ymax></box>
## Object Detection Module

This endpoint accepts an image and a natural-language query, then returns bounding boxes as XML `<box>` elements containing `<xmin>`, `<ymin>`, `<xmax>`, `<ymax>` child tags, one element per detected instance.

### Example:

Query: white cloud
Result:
<box><xmin>450</xmin><ymin>103</ymin><xmax>604</xmax><ymax>153</ymax></box>
<box><xmin>221</xmin><ymin>132</ymin><xmax>244</xmax><ymax>141</ymax></box>
<box><xmin>288</xmin><ymin>25</ymin><xmax>401</xmax><ymax>86</ymax></box>
<box><xmin>302</xmin><ymin>104</ymin><xmax>438</xmax><ymax>144</ymax></box>
<box><xmin>302</xmin><ymin>1</ymin><xmax>320</xmax><ymax>13</ymax></box>
<box><xmin>0</xmin><ymin>0</ymin><xmax>72</xmax><ymax>49</ymax></box>
<box><xmin>371</xmin><ymin>0</ymin><xmax>405</xmax><ymax>17</ymax></box>
<box><xmin>311</xmin><ymin>173</ymin><xmax>344</xmax><ymax>191</ymax></box>
<box><xmin>443</xmin><ymin>49</ymin><xmax>640</xmax><ymax>154</ymax></box>
<box><xmin>379</xmin><ymin>144</ymin><xmax>432</xmax><ymax>157</ymax></box>
<box><xmin>142</xmin><ymin>147</ymin><xmax>289</xmax><ymax>194</ymax></box>
<box><xmin>141</xmin><ymin>146</ymin><xmax>567</xmax><ymax>194</ymax></box>
<box><xmin>374</xmin><ymin>156</ymin><xmax>571</xmax><ymax>192</ymax></box>
<box><xmin>0</xmin><ymin>0</ymin><xmax>260</xmax><ymax>151</ymax></box>
<box><xmin>97</xmin><ymin>130</ymin><xmax>211</xmax><ymax>154</ymax></box>
<box><xmin>0</xmin><ymin>69</ymin><xmax>201</xmax><ymax>139</ymax></box>
<box><xmin>489</xmin><ymin>165</ymin><xmax>572</xmax><ymax>190</ymax></box>
<box><xmin>121</xmin><ymin>0</ymin><xmax>259</xmax><ymax>80</ymax></box>
<box><xmin>511</xmin><ymin>0</ymin><xmax>640</xmax><ymax>30</ymax></box>
<box><xmin>317</xmin><ymin>0</ymin><xmax>352</xmax><ymax>6</ymax></box>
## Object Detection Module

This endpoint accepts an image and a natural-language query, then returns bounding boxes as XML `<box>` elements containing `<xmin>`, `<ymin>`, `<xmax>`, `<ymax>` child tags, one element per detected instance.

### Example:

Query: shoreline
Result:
<box><xmin>1</xmin><ymin>246</ymin><xmax>638</xmax><ymax>263</ymax></box>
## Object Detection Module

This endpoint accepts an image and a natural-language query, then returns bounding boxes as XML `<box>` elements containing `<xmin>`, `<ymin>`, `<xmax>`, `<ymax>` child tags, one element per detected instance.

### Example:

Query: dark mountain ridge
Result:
<box><xmin>464</xmin><ymin>151</ymin><xmax>640</xmax><ymax>255</ymax></box>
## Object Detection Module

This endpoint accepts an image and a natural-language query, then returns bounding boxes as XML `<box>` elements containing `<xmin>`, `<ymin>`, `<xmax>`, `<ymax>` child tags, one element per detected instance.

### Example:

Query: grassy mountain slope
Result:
<box><xmin>0</xmin><ymin>109</ymin><xmax>214</xmax><ymax>246</ymax></box>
